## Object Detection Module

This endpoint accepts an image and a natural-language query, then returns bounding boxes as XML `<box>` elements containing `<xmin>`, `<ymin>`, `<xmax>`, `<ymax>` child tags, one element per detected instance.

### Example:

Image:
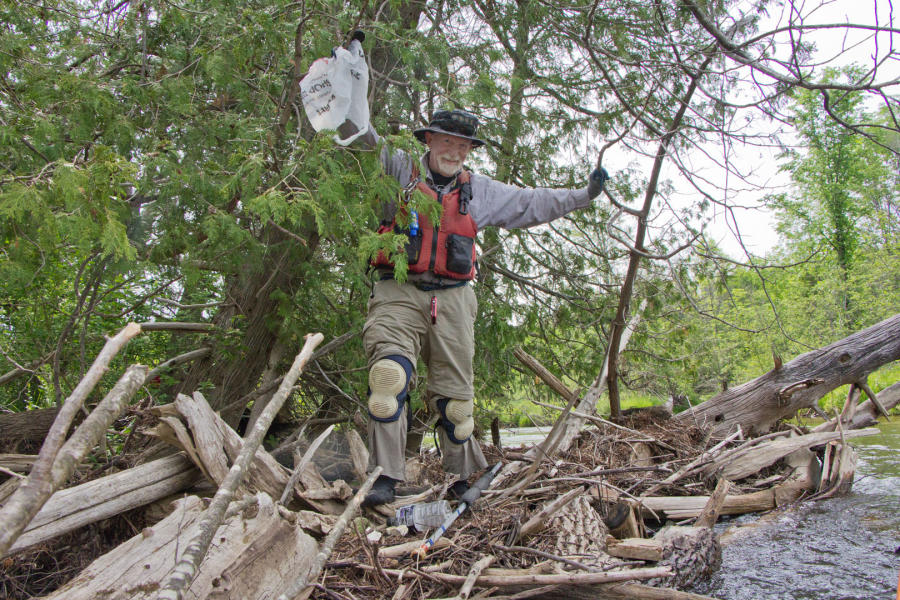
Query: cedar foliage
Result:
<box><xmin>1</xmin><ymin>0</ymin><xmax>898</xmax><ymax>428</ymax></box>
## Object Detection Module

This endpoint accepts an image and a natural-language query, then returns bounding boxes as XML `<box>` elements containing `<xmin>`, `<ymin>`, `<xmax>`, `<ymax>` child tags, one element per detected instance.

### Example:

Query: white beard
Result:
<box><xmin>431</xmin><ymin>153</ymin><xmax>463</xmax><ymax>177</ymax></box>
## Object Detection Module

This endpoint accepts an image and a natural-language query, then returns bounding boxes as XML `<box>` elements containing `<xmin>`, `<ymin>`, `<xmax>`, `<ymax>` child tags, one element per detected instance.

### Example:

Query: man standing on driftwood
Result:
<box><xmin>356</xmin><ymin>110</ymin><xmax>610</xmax><ymax>505</ymax></box>
<box><xmin>301</xmin><ymin>34</ymin><xmax>610</xmax><ymax>506</ymax></box>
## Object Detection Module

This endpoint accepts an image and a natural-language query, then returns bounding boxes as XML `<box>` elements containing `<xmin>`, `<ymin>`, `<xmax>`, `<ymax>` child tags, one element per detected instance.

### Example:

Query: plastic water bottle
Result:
<box><xmin>409</xmin><ymin>210</ymin><xmax>419</xmax><ymax>237</ymax></box>
<box><xmin>389</xmin><ymin>500</ymin><xmax>452</xmax><ymax>532</ymax></box>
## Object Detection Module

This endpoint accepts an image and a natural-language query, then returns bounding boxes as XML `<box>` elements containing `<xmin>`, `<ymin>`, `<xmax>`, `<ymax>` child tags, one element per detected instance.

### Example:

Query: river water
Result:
<box><xmin>693</xmin><ymin>421</ymin><xmax>900</xmax><ymax>600</ymax></box>
<box><xmin>501</xmin><ymin>423</ymin><xmax>900</xmax><ymax>599</ymax></box>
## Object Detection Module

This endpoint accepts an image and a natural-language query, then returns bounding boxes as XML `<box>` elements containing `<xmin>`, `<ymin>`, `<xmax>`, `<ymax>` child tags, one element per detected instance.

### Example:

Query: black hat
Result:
<box><xmin>413</xmin><ymin>109</ymin><xmax>486</xmax><ymax>148</ymax></box>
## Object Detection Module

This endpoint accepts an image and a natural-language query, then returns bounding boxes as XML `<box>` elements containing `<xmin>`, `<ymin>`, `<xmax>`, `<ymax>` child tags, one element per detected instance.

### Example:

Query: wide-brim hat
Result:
<box><xmin>413</xmin><ymin>109</ymin><xmax>486</xmax><ymax>148</ymax></box>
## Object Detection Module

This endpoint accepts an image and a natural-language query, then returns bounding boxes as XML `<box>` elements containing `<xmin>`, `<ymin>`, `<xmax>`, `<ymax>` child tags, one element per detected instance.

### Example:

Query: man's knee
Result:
<box><xmin>436</xmin><ymin>397</ymin><xmax>474</xmax><ymax>444</ymax></box>
<box><xmin>368</xmin><ymin>355</ymin><xmax>413</xmax><ymax>422</ymax></box>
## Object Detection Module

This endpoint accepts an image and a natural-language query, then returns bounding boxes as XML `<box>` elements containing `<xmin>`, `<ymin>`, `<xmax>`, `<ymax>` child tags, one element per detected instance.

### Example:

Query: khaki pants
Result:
<box><xmin>363</xmin><ymin>279</ymin><xmax>488</xmax><ymax>481</ymax></box>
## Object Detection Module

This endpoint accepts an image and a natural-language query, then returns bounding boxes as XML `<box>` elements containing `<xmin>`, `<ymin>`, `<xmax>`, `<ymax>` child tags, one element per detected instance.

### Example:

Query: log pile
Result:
<box><xmin>0</xmin><ymin>321</ymin><xmax>896</xmax><ymax>600</ymax></box>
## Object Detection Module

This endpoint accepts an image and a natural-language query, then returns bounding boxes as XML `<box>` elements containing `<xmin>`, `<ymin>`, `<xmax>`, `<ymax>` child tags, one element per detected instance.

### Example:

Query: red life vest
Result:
<box><xmin>373</xmin><ymin>170</ymin><xmax>478</xmax><ymax>281</ymax></box>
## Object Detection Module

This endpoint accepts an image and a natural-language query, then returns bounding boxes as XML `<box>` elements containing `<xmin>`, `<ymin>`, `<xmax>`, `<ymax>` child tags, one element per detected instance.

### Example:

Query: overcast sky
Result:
<box><xmin>680</xmin><ymin>0</ymin><xmax>897</xmax><ymax>259</ymax></box>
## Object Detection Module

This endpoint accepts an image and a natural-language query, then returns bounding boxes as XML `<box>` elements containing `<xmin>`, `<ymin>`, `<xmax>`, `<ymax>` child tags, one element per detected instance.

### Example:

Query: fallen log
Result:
<box><xmin>4</xmin><ymin>453</ymin><xmax>198</xmax><ymax>557</ymax></box>
<box><xmin>674</xmin><ymin>314</ymin><xmax>900</xmax><ymax>435</ymax></box>
<box><xmin>703</xmin><ymin>428</ymin><xmax>878</xmax><ymax>481</ymax></box>
<box><xmin>814</xmin><ymin>381</ymin><xmax>900</xmax><ymax>432</ymax></box>
<box><xmin>0</xmin><ymin>454</ymin><xmax>37</xmax><ymax>473</ymax></box>
<box><xmin>41</xmin><ymin>493</ymin><xmax>317</xmax><ymax>600</ymax></box>
<box><xmin>0</xmin><ymin>408</ymin><xmax>78</xmax><ymax>452</ymax></box>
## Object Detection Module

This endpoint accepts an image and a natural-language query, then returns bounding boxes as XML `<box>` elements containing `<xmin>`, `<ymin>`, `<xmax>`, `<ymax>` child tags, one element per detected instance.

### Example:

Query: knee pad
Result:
<box><xmin>368</xmin><ymin>355</ymin><xmax>413</xmax><ymax>423</ymax></box>
<box><xmin>436</xmin><ymin>397</ymin><xmax>474</xmax><ymax>444</ymax></box>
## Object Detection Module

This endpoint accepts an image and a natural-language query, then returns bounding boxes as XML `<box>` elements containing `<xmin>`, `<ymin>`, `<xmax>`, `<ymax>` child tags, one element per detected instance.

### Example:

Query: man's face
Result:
<box><xmin>426</xmin><ymin>132</ymin><xmax>473</xmax><ymax>177</ymax></box>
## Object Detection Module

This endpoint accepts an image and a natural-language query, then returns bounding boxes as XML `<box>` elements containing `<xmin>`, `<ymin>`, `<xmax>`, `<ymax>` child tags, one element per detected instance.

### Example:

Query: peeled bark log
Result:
<box><xmin>675</xmin><ymin>314</ymin><xmax>900</xmax><ymax>436</ymax></box>
<box><xmin>42</xmin><ymin>493</ymin><xmax>317</xmax><ymax>600</ymax></box>
<box><xmin>704</xmin><ymin>428</ymin><xmax>878</xmax><ymax>481</ymax></box>
<box><xmin>4</xmin><ymin>454</ymin><xmax>197</xmax><ymax>557</ymax></box>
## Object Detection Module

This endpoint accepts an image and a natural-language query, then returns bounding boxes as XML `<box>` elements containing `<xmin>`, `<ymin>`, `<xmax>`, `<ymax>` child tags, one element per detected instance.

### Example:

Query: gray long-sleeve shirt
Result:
<box><xmin>373</xmin><ymin>132</ymin><xmax>592</xmax><ymax>230</ymax></box>
<box><xmin>366</xmin><ymin>128</ymin><xmax>593</xmax><ymax>284</ymax></box>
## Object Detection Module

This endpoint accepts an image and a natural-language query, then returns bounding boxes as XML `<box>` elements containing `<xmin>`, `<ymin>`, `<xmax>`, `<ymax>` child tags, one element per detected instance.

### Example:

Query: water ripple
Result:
<box><xmin>692</xmin><ymin>422</ymin><xmax>900</xmax><ymax>600</ymax></box>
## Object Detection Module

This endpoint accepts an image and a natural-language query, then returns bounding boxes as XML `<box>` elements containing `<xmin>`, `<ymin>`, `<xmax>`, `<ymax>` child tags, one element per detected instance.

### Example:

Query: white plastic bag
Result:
<box><xmin>299</xmin><ymin>39</ymin><xmax>369</xmax><ymax>146</ymax></box>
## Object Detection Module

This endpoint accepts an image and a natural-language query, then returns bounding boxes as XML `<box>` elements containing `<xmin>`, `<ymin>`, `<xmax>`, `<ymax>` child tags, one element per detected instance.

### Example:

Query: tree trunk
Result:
<box><xmin>674</xmin><ymin>314</ymin><xmax>900</xmax><ymax>436</ymax></box>
<box><xmin>0</xmin><ymin>408</ymin><xmax>80</xmax><ymax>453</ymax></box>
<box><xmin>173</xmin><ymin>235</ymin><xmax>317</xmax><ymax>427</ymax></box>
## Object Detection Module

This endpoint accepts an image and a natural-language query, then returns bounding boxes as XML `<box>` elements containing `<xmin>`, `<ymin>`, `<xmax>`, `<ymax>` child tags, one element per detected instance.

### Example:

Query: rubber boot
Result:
<box><xmin>363</xmin><ymin>475</ymin><xmax>397</xmax><ymax>507</ymax></box>
<box><xmin>449</xmin><ymin>479</ymin><xmax>470</xmax><ymax>501</ymax></box>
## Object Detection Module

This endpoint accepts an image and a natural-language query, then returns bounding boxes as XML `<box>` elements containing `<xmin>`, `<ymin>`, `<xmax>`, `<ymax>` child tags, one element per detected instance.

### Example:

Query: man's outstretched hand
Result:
<box><xmin>587</xmin><ymin>166</ymin><xmax>609</xmax><ymax>200</ymax></box>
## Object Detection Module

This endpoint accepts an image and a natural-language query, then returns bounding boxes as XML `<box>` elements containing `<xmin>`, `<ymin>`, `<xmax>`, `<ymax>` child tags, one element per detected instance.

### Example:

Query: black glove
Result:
<box><xmin>587</xmin><ymin>166</ymin><xmax>609</xmax><ymax>199</ymax></box>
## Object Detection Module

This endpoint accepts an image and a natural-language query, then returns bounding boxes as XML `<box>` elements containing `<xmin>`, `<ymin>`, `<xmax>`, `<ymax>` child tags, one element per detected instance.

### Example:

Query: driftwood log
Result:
<box><xmin>42</xmin><ymin>493</ymin><xmax>317</xmax><ymax>600</ymax></box>
<box><xmin>4</xmin><ymin>453</ymin><xmax>197</xmax><ymax>557</ymax></box>
<box><xmin>674</xmin><ymin>313</ymin><xmax>900</xmax><ymax>435</ymax></box>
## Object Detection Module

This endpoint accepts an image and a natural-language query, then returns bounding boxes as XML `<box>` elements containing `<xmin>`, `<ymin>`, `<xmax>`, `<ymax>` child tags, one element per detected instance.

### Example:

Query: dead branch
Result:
<box><xmin>145</xmin><ymin>347</ymin><xmax>212</xmax><ymax>381</ymax></box>
<box><xmin>280</xmin><ymin>424</ymin><xmax>336</xmax><ymax>505</ymax></box>
<box><xmin>276</xmin><ymin>467</ymin><xmax>383</xmax><ymax>600</ymax></box>
<box><xmin>513</xmin><ymin>347</ymin><xmax>577</xmax><ymax>402</ymax></box>
<box><xmin>157</xmin><ymin>332</ymin><xmax>324</xmax><ymax>600</ymax></box>
<box><xmin>455</xmin><ymin>554</ymin><xmax>497</xmax><ymax>600</ymax></box>
<box><xmin>139</xmin><ymin>322</ymin><xmax>215</xmax><ymax>332</ymax></box>
<box><xmin>0</xmin><ymin>341</ymin><xmax>145</xmax><ymax>557</ymax></box>
<box><xmin>856</xmin><ymin>379</ymin><xmax>891</xmax><ymax>419</ymax></box>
